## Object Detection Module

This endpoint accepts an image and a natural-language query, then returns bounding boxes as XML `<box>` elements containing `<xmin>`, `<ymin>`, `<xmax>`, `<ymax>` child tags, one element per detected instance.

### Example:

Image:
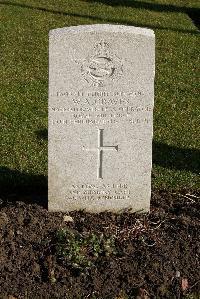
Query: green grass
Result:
<box><xmin>0</xmin><ymin>0</ymin><xmax>199</xmax><ymax>191</ymax></box>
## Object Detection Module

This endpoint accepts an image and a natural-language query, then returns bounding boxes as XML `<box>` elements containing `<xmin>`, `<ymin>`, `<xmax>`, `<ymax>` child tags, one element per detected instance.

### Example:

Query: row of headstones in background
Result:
<box><xmin>48</xmin><ymin>24</ymin><xmax>155</xmax><ymax>213</ymax></box>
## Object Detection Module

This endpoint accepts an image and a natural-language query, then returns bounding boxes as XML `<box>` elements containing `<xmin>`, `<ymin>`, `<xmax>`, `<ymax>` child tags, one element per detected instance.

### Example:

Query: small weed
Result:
<box><xmin>53</xmin><ymin>228</ymin><xmax>117</xmax><ymax>272</ymax></box>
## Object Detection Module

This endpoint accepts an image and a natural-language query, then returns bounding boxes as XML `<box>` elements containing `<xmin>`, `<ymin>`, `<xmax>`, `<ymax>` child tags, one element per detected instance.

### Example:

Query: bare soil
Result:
<box><xmin>0</xmin><ymin>189</ymin><xmax>199</xmax><ymax>299</ymax></box>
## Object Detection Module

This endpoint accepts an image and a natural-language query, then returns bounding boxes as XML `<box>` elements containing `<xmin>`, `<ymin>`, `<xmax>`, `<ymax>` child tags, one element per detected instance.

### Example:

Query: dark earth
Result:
<box><xmin>0</xmin><ymin>189</ymin><xmax>199</xmax><ymax>299</ymax></box>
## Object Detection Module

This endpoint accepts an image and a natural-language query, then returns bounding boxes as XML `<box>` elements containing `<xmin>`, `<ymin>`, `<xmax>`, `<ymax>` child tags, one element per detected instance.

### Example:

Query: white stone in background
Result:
<box><xmin>63</xmin><ymin>215</ymin><xmax>74</xmax><ymax>223</ymax></box>
<box><xmin>48</xmin><ymin>24</ymin><xmax>155</xmax><ymax>213</ymax></box>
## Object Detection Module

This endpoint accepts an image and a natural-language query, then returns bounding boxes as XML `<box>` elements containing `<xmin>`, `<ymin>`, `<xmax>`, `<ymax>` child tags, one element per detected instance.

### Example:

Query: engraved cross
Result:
<box><xmin>83</xmin><ymin>129</ymin><xmax>118</xmax><ymax>179</ymax></box>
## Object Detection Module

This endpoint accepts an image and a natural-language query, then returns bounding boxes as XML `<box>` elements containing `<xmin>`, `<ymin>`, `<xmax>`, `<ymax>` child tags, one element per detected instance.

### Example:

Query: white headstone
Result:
<box><xmin>48</xmin><ymin>24</ymin><xmax>155</xmax><ymax>213</ymax></box>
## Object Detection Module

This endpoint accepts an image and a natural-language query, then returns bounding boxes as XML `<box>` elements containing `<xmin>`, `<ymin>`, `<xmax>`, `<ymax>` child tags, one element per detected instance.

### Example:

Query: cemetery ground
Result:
<box><xmin>0</xmin><ymin>190</ymin><xmax>199</xmax><ymax>298</ymax></box>
<box><xmin>0</xmin><ymin>0</ymin><xmax>199</xmax><ymax>298</ymax></box>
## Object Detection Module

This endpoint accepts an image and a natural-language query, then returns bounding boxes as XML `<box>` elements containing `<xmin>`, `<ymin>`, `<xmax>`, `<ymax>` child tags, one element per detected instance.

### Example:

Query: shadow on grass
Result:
<box><xmin>153</xmin><ymin>141</ymin><xmax>200</xmax><ymax>174</ymax></box>
<box><xmin>0</xmin><ymin>166</ymin><xmax>47</xmax><ymax>208</ymax></box>
<box><xmin>0</xmin><ymin>1</ymin><xmax>199</xmax><ymax>35</ymax></box>
<box><xmin>188</xmin><ymin>10</ymin><xmax>200</xmax><ymax>30</ymax></box>
<box><xmin>85</xmin><ymin>0</ymin><xmax>199</xmax><ymax>14</ymax></box>
<box><xmin>36</xmin><ymin>128</ymin><xmax>48</xmax><ymax>140</ymax></box>
<box><xmin>87</xmin><ymin>0</ymin><xmax>200</xmax><ymax>31</ymax></box>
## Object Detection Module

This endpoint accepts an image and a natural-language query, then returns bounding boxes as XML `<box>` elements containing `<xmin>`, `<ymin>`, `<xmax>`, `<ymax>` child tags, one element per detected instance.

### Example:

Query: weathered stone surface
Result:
<box><xmin>48</xmin><ymin>24</ymin><xmax>155</xmax><ymax>212</ymax></box>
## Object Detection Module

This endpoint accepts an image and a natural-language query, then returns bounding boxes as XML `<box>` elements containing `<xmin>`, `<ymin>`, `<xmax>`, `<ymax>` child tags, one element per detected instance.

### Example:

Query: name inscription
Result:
<box><xmin>50</xmin><ymin>89</ymin><xmax>153</xmax><ymax>126</ymax></box>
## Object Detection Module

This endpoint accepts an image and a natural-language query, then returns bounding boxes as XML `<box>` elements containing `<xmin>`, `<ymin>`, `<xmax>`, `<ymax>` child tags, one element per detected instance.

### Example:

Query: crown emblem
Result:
<box><xmin>94</xmin><ymin>41</ymin><xmax>110</xmax><ymax>56</ymax></box>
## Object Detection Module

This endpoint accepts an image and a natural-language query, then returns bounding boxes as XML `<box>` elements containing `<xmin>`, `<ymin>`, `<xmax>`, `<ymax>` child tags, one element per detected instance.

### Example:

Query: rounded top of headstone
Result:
<box><xmin>49</xmin><ymin>24</ymin><xmax>155</xmax><ymax>38</ymax></box>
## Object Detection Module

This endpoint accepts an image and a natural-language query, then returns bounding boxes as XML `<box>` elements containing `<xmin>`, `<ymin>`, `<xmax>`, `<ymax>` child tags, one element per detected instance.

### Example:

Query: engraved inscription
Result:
<box><xmin>51</xmin><ymin>118</ymin><xmax>150</xmax><ymax>125</ymax></box>
<box><xmin>83</xmin><ymin>129</ymin><xmax>118</xmax><ymax>179</ymax></box>
<box><xmin>50</xmin><ymin>89</ymin><xmax>152</xmax><ymax>126</ymax></box>
<box><xmin>67</xmin><ymin>183</ymin><xmax>130</xmax><ymax>201</ymax></box>
<box><xmin>56</xmin><ymin>90</ymin><xmax>143</xmax><ymax>98</ymax></box>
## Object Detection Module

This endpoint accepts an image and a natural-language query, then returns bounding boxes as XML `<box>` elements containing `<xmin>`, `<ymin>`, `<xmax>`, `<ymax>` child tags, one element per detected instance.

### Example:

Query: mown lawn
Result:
<box><xmin>0</xmin><ymin>0</ymin><xmax>199</xmax><ymax>192</ymax></box>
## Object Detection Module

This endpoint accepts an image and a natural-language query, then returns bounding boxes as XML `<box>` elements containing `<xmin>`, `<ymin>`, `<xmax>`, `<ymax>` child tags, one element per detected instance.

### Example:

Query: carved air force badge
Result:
<box><xmin>80</xmin><ymin>41</ymin><xmax>123</xmax><ymax>87</ymax></box>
